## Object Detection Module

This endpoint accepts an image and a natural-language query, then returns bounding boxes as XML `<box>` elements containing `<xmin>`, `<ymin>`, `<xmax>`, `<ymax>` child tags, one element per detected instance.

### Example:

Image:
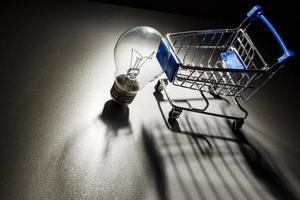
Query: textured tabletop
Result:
<box><xmin>1</xmin><ymin>1</ymin><xmax>299</xmax><ymax>199</ymax></box>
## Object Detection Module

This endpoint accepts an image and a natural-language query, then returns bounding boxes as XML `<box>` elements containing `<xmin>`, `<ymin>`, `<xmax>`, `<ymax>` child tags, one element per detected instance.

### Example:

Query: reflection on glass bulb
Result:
<box><xmin>110</xmin><ymin>26</ymin><xmax>163</xmax><ymax>105</ymax></box>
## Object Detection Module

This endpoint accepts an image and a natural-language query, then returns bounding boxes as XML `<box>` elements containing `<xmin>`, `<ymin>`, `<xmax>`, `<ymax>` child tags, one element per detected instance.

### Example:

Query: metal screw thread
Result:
<box><xmin>110</xmin><ymin>81</ymin><xmax>137</xmax><ymax>105</ymax></box>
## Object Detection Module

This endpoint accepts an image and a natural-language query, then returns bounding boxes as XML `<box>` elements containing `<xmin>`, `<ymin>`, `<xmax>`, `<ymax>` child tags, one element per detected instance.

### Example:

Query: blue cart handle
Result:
<box><xmin>247</xmin><ymin>5</ymin><xmax>295</xmax><ymax>64</ymax></box>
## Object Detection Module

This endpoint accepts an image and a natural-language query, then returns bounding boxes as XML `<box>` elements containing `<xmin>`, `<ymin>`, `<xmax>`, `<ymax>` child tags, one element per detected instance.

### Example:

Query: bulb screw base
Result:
<box><xmin>110</xmin><ymin>81</ymin><xmax>137</xmax><ymax>105</ymax></box>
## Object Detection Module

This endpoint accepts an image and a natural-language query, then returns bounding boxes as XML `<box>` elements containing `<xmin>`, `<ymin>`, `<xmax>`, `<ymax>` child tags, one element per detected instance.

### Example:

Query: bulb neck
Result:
<box><xmin>110</xmin><ymin>81</ymin><xmax>137</xmax><ymax>105</ymax></box>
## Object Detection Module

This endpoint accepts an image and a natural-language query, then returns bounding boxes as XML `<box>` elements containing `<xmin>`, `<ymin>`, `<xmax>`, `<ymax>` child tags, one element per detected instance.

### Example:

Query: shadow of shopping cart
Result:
<box><xmin>143</xmin><ymin>91</ymin><xmax>298</xmax><ymax>200</ymax></box>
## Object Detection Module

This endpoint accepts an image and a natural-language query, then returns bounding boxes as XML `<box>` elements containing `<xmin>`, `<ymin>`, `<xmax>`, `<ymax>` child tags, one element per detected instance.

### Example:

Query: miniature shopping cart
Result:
<box><xmin>154</xmin><ymin>5</ymin><xmax>295</xmax><ymax>130</ymax></box>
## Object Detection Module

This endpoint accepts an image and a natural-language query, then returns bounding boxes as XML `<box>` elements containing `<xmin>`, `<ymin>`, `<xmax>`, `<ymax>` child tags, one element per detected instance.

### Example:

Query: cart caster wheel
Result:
<box><xmin>168</xmin><ymin>118</ymin><xmax>181</xmax><ymax>131</ymax></box>
<box><xmin>169</xmin><ymin>107</ymin><xmax>182</xmax><ymax>119</ymax></box>
<box><xmin>232</xmin><ymin>119</ymin><xmax>244</xmax><ymax>130</ymax></box>
<box><xmin>154</xmin><ymin>79</ymin><xmax>168</xmax><ymax>93</ymax></box>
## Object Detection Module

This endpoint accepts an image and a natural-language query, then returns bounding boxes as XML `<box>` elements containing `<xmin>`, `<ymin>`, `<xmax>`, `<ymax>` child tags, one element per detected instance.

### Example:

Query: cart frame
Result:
<box><xmin>155</xmin><ymin>5</ymin><xmax>294</xmax><ymax>130</ymax></box>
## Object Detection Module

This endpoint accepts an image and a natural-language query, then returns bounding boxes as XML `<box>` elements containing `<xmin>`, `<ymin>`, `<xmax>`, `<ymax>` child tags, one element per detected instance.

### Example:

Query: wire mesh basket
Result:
<box><xmin>155</xmin><ymin>5</ymin><xmax>294</xmax><ymax>130</ymax></box>
<box><xmin>168</xmin><ymin>28</ymin><xmax>268</xmax><ymax>102</ymax></box>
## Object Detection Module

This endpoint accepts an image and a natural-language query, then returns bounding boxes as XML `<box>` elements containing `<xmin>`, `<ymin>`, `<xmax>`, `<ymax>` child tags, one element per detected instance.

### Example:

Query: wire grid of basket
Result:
<box><xmin>167</xmin><ymin>28</ymin><xmax>268</xmax><ymax>102</ymax></box>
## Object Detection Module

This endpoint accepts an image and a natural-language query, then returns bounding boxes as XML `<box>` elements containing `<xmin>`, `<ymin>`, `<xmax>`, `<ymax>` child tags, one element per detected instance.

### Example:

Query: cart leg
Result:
<box><xmin>209</xmin><ymin>92</ymin><xmax>222</xmax><ymax>99</ymax></box>
<box><xmin>169</xmin><ymin>107</ymin><xmax>182</xmax><ymax>119</ymax></box>
<box><xmin>232</xmin><ymin>119</ymin><xmax>244</xmax><ymax>130</ymax></box>
<box><xmin>154</xmin><ymin>79</ymin><xmax>168</xmax><ymax>93</ymax></box>
<box><xmin>208</xmin><ymin>84</ymin><xmax>222</xmax><ymax>99</ymax></box>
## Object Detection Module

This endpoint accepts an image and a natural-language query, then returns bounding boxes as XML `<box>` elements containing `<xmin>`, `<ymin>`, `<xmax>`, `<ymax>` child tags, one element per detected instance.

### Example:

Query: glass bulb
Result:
<box><xmin>110</xmin><ymin>26</ymin><xmax>163</xmax><ymax>105</ymax></box>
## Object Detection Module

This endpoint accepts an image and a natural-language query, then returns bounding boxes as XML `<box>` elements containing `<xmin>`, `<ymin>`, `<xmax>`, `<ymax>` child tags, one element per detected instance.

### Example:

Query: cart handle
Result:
<box><xmin>247</xmin><ymin>5</ymin><xmax>295</xmax><ymax>64</ymax></box>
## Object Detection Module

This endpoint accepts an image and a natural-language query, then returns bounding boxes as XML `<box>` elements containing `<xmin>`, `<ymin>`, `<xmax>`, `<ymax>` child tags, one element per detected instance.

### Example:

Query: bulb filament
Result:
<box><xmin>127</xmin><ymin>49</ymin><xmax>155</xmax><ymax>80</ymax></box>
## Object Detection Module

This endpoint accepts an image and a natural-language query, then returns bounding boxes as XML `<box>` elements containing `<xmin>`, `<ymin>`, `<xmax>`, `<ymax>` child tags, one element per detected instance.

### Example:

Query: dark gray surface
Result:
<box><xmin>1</xmin><ymin>1</ymin><xmax>299</xmax><ymax>199</ymax></box>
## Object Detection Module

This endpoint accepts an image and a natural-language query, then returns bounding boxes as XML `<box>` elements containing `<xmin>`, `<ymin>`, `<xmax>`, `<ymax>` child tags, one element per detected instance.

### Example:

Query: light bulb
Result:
<box><xmin>110</xmin><ymin>26</ymin><xmax>163</xmax><ymax>105</ymax></box>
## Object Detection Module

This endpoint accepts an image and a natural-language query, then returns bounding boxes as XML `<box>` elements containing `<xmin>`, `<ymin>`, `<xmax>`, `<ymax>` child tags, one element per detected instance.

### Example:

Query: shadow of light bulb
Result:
<box><xmin>50</xmin><ymin>101</ymin><xmax>151</xmax><ymax>200</ymax></box>
<box><xmin>110</xmin><ymin>26</ymin><xmax>164</xmax><ymax>105</ymax></box>
<box><xmin>100</xmin><ymin>100</ymin><xmax>132</xmax><ymax>157</ymax></box>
